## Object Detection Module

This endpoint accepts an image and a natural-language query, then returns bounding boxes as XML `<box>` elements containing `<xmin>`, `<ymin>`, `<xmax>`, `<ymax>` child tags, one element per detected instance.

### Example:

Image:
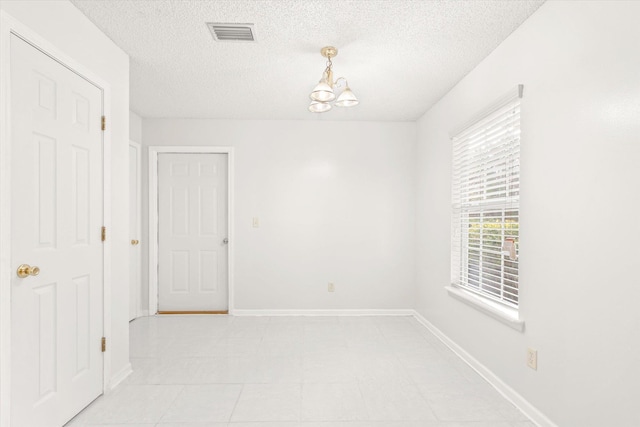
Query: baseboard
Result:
<box><xmin>108</xmin><ymin>362</ymin><xmax>132</xmax><ymax>391</ymax></box>
<box><xmin>411</xmin><ymin>310</ymin><xmax>557</xmax><ymax>427</ymax></box>
<box><xmin>158</xmin><ymin>310</ymin><xmax>228</xmax><ymax>315</ymax></box>
<box><xmin>232</xmin><ymin>309</ymin><xmax>415</xmax><ymax>317</ymax></box>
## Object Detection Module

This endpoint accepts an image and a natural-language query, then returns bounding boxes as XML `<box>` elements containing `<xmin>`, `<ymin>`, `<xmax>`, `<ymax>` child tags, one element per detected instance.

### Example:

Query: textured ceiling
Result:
<box><xmin>71</xmin><ymin>0</ymin><xmax>545</xmax><ymax>121</ymax></box>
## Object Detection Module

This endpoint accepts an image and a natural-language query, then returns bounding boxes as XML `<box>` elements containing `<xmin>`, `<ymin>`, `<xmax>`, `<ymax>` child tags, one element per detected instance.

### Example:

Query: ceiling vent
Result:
<box><xmin>207</xmin><ymin>23</ymin><xmax>256</xmax><ymax>42</ymax></box>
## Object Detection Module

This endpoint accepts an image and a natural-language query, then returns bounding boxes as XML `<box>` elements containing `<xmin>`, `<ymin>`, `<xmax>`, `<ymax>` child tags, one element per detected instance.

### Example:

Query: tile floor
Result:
<box><xmin>66</xmin><ymin>315</ymin><xmax>535</xmax><ymax>427</ymax></box>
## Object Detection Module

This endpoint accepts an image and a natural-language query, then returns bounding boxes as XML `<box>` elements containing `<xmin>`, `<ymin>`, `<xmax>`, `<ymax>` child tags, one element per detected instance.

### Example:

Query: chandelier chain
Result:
<box><xmin>325</xmin><ymin>56</ymin><xmax>333</xmax><ymax>71</ymax></box>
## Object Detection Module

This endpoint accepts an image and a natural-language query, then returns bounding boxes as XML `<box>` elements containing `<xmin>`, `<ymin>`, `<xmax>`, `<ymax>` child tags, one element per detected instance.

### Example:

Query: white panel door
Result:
<box><xmin>129</xmin><ymin>141</ymin><xmax>141</xmax><ymax>320</ymax></box>
<box><xmin>157</xmin><ymin>153</ymin><xmax>228</xmax><ymax>311</ymax></box>
<box><xmin>10</xmin><ymin>35</ymin><xmax>104</xmax><ymax>426</ymax></box>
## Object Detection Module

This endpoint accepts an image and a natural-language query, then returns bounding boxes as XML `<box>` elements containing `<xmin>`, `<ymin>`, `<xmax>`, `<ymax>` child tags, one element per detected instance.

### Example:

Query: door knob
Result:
<box><xmin>17</xmin><ymin>264</ymin><xmax>40</xmax><ymax>278</ymax></box>
<box><xmin>222</xmin><ymin>238</ymin><xmax>229</xmax><ymax>244</ymax></box>
<box><xmin>131</xmin><ymin>239</ymin><xmax>139</xmax><ymax>245</ymax></box>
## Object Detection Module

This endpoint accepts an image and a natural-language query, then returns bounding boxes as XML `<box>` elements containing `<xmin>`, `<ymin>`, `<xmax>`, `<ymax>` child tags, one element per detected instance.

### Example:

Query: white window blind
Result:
<box><xmin>451</xmin><ymin>91</ymin><xmax>521</xmax><ymax>308</ymax></box>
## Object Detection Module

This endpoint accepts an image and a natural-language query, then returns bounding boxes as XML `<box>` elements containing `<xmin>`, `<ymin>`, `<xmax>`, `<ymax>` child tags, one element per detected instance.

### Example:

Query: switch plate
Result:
<box><xmin>252</xmin><ymin>217</ymin><xmax>259</xmax><ymax>228</ymax></box>
<box><xmin>328</xmin><ymin>282</ymin><xmax>335</xmax><ymax>292</ymax></box>
<box><xmin>527</xmin><ymin>348</ymin><xmax>537</xmax><ymax>370</ymax></box>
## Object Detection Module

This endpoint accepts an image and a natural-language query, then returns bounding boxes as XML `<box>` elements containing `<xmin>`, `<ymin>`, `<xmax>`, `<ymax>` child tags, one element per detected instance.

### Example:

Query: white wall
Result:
<box><xmin>415</xmin><ymin>2</ymin><xmax>640</xmax><ymax>426</ymax></box>
<box><xmin>142</xmin><ymin>119</ymin><xmax>416</xmax><ymax>312</ymax></box>
<box><xmin>130</xmin><ymin>110</ymin><xmax>142</xmax><ymax>143</ymax></box>
<box><xmin>0</xmin><ymin>0</ymin><xmax>131</xmax><ymax>393</ymax></box>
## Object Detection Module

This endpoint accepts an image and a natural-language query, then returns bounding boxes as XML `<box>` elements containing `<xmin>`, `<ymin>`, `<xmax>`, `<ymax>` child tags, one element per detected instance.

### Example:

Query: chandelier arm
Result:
<box><xmin>334</xmin><ymin>77</ymin><xmax>348</xmax><ymax>88</ymax></box>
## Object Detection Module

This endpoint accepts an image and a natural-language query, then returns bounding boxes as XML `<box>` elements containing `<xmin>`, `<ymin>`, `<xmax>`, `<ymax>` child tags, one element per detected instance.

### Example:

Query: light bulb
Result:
<box><xmin>308</xmin><ymin>101</ymin><xmax>332</xmax><ymax>113</ymax></box>
<box><xmin>310</xmin><ymin>81</ymin><xmax>335</xmax><ymax>102</ymax></box>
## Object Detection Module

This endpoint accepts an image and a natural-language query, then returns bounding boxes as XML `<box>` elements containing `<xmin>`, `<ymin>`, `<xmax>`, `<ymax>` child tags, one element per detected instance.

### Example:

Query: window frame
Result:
<box><xmin>450</xmin><ymin>86</ymin><xmax>522</xmax><ymax>312</ymax></box>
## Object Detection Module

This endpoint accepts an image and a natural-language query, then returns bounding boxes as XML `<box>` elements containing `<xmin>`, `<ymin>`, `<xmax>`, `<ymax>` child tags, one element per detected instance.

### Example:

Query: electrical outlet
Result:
<box><xmin>527</xmin><ymin>348</ymin><xmax>537</xmax><ymax>370</ymax></box>
<box><xmin>328</xmin><ymin>282</ymin><xmax>335</xmax><ymax>292</ymax></box>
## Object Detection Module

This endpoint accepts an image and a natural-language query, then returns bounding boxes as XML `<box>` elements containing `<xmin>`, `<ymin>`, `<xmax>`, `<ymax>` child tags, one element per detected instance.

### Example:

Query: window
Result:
<box><xmin>451</xmin><ymin>91</ymin><xmax>521</xmax><ymax>308</ymax></box>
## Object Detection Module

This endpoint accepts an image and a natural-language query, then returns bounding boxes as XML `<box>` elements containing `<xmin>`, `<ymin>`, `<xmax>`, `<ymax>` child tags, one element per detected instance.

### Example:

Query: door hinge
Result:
<box><xmin>101</xmin><ymin>116</ymin><xmax>106</xmax><ymax>131</ymax></box>
<box><xmin>101</xmin><ymin>226</ymin><xmax>106</xmax><ymax>242</ymax></box>
<box><xmin>101</xmin><ymin>337</ymin><xmax>106</xmax><ymax>352</ymax></box>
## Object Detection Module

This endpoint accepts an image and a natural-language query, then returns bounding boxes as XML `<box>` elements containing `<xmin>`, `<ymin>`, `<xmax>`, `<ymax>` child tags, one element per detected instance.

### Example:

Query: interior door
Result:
<box><xmin>157</xmin><ymin>153</ymin><xmax>228</xmax><ymax>312</ymax></box>
<box><xmin>129</xmin><ymin>141</ymin><xmax>141</xmax><ymax>320</ymax></box>
<box><xmin>10</xmin><ymin>35</ymin><xmax>104</xmax><ymax>426</ymax></box>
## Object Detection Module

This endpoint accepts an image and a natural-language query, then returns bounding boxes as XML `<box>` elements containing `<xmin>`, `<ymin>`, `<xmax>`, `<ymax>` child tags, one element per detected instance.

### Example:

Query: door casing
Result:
<box><xmin>148</xmin><ymin>146</ymin><xmax>234</xmax><ymax>315</ymax></box>
<box><xmin>0</xmin><ymin>11</ymin><xmax>112</xmax><ymax>427</ymax></box>
<box><xmin>129</xmin><ymin>140</ymin><xmax>142</xmax><ymax>320</ymax></box>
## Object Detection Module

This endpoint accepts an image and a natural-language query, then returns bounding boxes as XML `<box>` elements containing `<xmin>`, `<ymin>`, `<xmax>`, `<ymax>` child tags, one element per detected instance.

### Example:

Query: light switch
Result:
<box><xmin>252</xmin><ymin>217</ymin><xmax>260</xmax><ymax>228</ymax></box>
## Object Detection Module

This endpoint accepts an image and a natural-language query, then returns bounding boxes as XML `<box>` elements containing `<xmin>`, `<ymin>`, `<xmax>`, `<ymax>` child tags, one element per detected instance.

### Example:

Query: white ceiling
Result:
<box><xmin>70</xmin><ymin>0</ymin><xmax>545</xmax><ymax>122</ymax></box>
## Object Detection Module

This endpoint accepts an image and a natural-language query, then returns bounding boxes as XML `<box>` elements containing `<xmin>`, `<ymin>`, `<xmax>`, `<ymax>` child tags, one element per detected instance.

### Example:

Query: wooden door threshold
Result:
<box><xmin>157</xmin><ymin>310</ymin><xmax>229</xmax><ymax>315</ymax></box>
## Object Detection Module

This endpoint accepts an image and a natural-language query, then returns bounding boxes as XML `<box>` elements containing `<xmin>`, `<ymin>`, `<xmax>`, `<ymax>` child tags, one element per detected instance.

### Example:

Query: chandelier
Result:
<box><xmin>308</xmin><ymin>46</ymin><xmax>359</xmax><ymax>113</ymax></box>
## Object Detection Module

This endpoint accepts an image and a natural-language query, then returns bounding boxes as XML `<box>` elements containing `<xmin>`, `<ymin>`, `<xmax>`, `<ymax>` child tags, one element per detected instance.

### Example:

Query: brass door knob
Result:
<box><xmin>17</xmin><ymin>264</ymin><xmax>40</xmax><ymax>278</ymax></box>
<box><xmin>131</xmin><ymin>239</ymin><xmax>139</xmax><ymax>245</ymax></box>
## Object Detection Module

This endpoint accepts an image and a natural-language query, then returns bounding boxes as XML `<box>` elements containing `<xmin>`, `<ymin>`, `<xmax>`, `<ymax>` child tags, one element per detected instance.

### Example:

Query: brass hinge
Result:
<box><xmin>101</xmin><ymin>226</ymin><xmax>106</xmax><ymax>242</ymax></box>
<box><xmin>101</xmin><ymin>116</ymin><xmax>106</xmax><ymax>131</ymax></box>
<box><xmin>101</xmin><ymin>337</ymin><xmax>106</xmax><ymax>352</ymax></box>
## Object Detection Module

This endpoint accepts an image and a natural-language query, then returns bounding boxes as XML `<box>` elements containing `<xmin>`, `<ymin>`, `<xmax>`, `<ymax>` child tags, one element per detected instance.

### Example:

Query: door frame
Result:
<box><xmin>148</xmin><ymin>146</ymin><xmax>234</xmax><ymax>315</ymax></box>
<box><xmin>0</xmin><ymin>11</ymin><xmax>112</xmax><ymax>427</ymax></box>
<box><xmin>129</xmin><ymin>140</ymin><xmax>142</xmax><ymax>320</ymax></box>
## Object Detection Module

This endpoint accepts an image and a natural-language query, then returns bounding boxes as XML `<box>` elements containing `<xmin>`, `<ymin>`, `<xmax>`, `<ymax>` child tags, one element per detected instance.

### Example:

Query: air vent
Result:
<box><xmin>207</xmin><ymin>23</ymin><xmax>256</xmax><ymax>42</ymax></box>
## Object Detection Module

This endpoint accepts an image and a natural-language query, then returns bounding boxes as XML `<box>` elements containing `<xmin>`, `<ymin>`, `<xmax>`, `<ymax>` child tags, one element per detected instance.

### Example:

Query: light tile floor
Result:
<box><xmin>66</xmin><ymin>315</ymin><xmax>535</xmax><ymax>427</ymax></box>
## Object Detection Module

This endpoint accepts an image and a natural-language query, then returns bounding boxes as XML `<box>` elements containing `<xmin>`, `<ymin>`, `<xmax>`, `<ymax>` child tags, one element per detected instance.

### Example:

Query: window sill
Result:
<box><xmin>445</xmin><ymin>285</ymin><xmax>525</xmax><ymax>332</ymax></box>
